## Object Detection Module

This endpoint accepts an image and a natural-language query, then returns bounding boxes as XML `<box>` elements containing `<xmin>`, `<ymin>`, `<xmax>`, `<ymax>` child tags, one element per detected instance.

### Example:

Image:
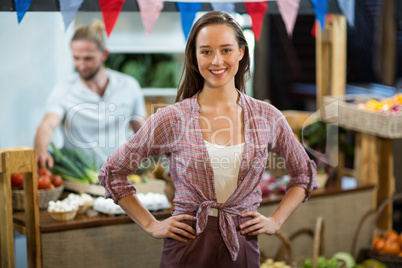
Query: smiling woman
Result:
<box><xmin>195</xmin><ymin>24</ymin><xmax>245</xmax><ymax>91</ymax></box>
<box><xmin>98</xmin><ymin>11</ymin><xmax>318</xmax><ymax>268</ymax></box>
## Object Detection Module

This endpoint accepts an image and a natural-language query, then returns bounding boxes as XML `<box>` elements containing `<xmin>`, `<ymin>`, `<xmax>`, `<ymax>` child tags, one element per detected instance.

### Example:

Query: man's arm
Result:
<box><xmin>130</xmin><ymin>120</ymin><xmax>143</xmax><ymax>133</ymax></box>
<box><xmin>34</xmin><ymin>113</ymin><xmax>62</xmax><ymax>168</ymax></box>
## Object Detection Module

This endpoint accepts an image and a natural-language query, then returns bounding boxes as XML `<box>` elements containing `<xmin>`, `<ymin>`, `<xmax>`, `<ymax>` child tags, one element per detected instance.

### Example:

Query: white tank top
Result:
<box><xmin>204</xmin><ymin>140</ymin><xmax>245</xmax><ymax>217</ymax></box>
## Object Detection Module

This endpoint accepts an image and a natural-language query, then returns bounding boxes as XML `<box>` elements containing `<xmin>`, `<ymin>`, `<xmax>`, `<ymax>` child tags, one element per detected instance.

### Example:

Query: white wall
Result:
<box><xmin>0</xmin><ymin>11</ymin><xmax>254</xmax><ymax>149</ymax></box>
<box><xmin>0</xmin><ymin>12</ymin><xmax>74</xmax><ymax>148</ymax></box>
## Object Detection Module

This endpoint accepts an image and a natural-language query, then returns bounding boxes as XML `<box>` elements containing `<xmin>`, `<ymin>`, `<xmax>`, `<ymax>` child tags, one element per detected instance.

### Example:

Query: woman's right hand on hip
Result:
<box><xmin>147</xmin><ymin>214</ymin><xmax>197</xmax><ymax>242</ymax></box>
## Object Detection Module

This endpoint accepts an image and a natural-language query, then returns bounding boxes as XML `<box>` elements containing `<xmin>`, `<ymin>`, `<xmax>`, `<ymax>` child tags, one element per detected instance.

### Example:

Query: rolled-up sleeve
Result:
<box><xmin>269</xmin><ymin>112</ymin><xmax>319</xmax><ymax>201</ymax></box>
<box><xmin>98</xmin><ymin>107</ymin><xmax>176</xmax><ymax>203</ymax></box>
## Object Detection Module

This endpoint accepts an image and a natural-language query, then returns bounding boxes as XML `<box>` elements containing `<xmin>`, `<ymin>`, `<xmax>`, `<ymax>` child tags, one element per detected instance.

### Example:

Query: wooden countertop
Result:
<box><xmin>13</xmin><ymin>183</ymin><xmax>375</xmax><ymax>233</ymax></box>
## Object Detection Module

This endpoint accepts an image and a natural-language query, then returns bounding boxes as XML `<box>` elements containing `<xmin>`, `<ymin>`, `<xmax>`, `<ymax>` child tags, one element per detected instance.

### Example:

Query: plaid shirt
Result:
<box><xmin>98</xmin><ymin>91</ymin><xmax>318</xmax><ymax>261</ymax></box>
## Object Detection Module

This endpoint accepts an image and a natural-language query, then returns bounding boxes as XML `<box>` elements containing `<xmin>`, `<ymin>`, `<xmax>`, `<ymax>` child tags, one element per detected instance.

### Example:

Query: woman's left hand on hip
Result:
<box><xmin>239</xmin><ymin>211</ymin><xmax>281</xmax><ymax>236</ymax></box>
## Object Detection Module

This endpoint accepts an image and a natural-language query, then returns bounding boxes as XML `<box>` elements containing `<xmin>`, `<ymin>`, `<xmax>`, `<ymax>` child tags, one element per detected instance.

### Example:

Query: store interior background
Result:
<box><xmin>1</xmin><ymin>0</ymin><xmax>402</xmax><ymax>267</ymax></box>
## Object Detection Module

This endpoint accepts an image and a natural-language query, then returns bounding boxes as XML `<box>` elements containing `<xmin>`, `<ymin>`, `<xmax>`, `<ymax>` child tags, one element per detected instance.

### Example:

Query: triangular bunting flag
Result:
<box><xmin>59</xmin><ymin>0</ymin><xmax>84</xmax><ymax>31</ymax></box>
<box><xmin>337</xmin><ymin>0</ymin><xmax>355</xmax><ymax>27</ymax></box>
<box><xmin>137</xmin><ymin>0</ymin><xmax>164</xmax><ymax>35</ymax></box>
<box><xmin>177</xmin><ymin>2</ymin><xmax>201</xmax><ymax>41</ymax></box>
<box><xmin>311</xmin><ymin>20</ymin><xmax>317</xmax><ymax>37</ymax></box>
<box><xmin>310</xmin><ymin>0</ymin><xmax>328</xmax><ymax>30</ymax></box>
<box><xmin>211</xmin><ymin>3</ymin><xmax>235</xmax><ymax>14</ymax></box>
<box><xmin>98</xmin><ymin>0</ymin><xmax>125</xmax><ymax>37</ymax></box>
<box><xmin>15</xmin><ymin>0</ymin><xmax>33</xmax><ymax>23</ymax></box>
<box><xmin>244</xmin><ymin>1</ymin><xmax>268</xmax><ymax>41</ymax></box>
<box><xmin>277</xmin><ymin>0</ymin><xmax>300</xmax><ymax>37</ymax></box>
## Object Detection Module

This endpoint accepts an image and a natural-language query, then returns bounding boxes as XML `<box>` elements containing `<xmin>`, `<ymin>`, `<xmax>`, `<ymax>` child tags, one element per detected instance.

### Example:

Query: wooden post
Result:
<box><xmin>316</xmin><ymin>14</ymin><xmax>347</xmax><ymax>111</ymax></box>
<box><xmin>377</xmin><ymin>138</ymin><xmax>395</xmax><ymax>230</ymax></box>
<box><xmin>360</xmin><ymin>133</ymin><xmax>379</xmax><ymax>185</ymax></box>
<box><xmin>0</xmin><ymin>152</ymin><xmax>15</xmax><ymax>268</ymax></box>
<box><xmin>329</xmin><ymin>15</ymin><xmax>347</xmax><ymax>96</ymax></box>
<box><xmin>0</xmin><ymin>147</ymin><xmax>41</xmax><ymax>268</ymax></box>
<box><xmin>316</xmin><ymin>15</ymin><xmax>347</xmax><ymax>188</ymax></box>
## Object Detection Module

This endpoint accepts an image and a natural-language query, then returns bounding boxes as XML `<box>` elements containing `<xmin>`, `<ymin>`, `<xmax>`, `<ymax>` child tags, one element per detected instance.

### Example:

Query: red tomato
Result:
<box><xmin>11</xmin><ymin>173</ymin><xmax>24</xmax><ymax>188</ymax></box>
<box><xmin>38</xmin><ymin>175</ymin><xmax>52</xmax><ymax>190</ymax></box>
<box><xmin>51</xmin><ymin>175</ymin><xmax>63</xmax><ymax>187</ymax></box>
<box><xmin>38</xmin><ymin>168</ymin><xmax>52</xmax><ymax>177</ymax></box>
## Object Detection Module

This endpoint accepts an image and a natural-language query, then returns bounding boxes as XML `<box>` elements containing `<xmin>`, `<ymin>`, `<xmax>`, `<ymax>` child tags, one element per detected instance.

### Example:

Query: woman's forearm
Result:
<box><xmin>118</xmin><ymin>194</ymin><xmax>159</xmax><ymax>234</ymax></box>
<box><xmin>118</xmin><ymin>194</ymin><xmax>197</xmax><ymax>242</ymax></box>
<box><xmin>270</xmin><ymin>186</ymin><xmax>306</xmax><ymax>227</ymax></box>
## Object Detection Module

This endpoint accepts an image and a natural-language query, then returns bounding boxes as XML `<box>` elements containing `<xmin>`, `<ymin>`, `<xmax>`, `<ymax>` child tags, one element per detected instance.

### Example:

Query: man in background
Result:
<box><xmin>35</xmin><ymin>20</ymin><xmax>146</xmax><ymax>168</ymax></box>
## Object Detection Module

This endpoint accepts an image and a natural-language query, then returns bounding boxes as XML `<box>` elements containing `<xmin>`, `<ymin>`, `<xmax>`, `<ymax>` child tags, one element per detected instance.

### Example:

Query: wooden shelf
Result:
<box><xmin>13</xmin><ymin>183</ymin><xmax>374</xmax><ymax>234</ymax></box>
<box><xmin>142</xmin><ymin>88</ymin><xmax>177</xmax><ymax>97</ymax></box>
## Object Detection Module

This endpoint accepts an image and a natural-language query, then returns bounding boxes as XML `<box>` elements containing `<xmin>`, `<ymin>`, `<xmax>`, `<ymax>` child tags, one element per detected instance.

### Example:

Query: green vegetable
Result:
<box><xmin>332</xmin><ymin>252</ymin><xmax>355</xmax><ymax>268</ymax></box>
<box><xmin>300</xmin><ymin>257</ymin><xmax>339</xmax><ymax>268</ymax></box>
<box><xmin>49</xmin><ymin>143</ymin><xmax>99</xmax><ymax>184</ymax></box>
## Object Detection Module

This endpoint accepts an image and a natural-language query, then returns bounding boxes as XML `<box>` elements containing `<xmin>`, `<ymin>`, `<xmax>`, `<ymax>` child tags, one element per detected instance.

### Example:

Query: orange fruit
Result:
<box><xmin>383</xmin><ymin>240</ymin><xmax>400</xmax><ymax>255</ymax></box>
<box><xmin>373</xmin><ymin>237</ymin><xmax>386</xmax><ymax>253</ymax></box>
<box><xmin>384</xmin><ymin>230</ymin><xmax>399</xmax><ymax>242</ymax></box>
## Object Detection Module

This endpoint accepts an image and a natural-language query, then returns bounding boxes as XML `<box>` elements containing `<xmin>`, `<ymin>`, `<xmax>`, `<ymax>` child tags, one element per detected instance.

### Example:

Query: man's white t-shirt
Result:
<box><xmin>46</xmin><ymin>69</ymin><xmax>146</xmax><ymax>168</ymax></box>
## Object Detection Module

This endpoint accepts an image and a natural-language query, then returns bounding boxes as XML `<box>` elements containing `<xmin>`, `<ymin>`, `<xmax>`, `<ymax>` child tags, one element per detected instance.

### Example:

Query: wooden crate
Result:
<box><xmin>63</xmin><ymin>179</ymin><xmax>166</xmax><ymax>196</ymax></box>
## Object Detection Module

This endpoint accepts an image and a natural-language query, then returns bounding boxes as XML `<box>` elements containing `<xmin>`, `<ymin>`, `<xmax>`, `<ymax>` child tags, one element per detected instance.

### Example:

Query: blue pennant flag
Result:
<box><xmin>177</xmin><ymin>2</ymin><xmax>201</xmax><ymax>40</ymax></box>
<box><xmin>211</xmin><ymin>3</ymin><xmax>235</xmax><ymax>14</ymax></box>
<box><xmin>59</xmin><ymin>0</ymin><xmax>84</xmax><ymax>31</ymax></box>
<box><xmin>15</xmin><ymin>0</ymin><xmax>33</xmax><ymax>23</ymax></box>
<box><xmin>337</xmin><ymin>0</ymin><xmax>355</xmax><ymax>27</ymax></box>
<box><xmin>310</xmin><ymin>0</ymin><xmax>328</xmax><ymax>30</ymax></box>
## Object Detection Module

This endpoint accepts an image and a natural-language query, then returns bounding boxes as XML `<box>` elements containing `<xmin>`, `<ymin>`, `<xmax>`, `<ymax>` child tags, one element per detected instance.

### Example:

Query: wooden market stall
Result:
<box><xmin>11</xmin><ymin>183</ymin><xmax>375</xmax><ymax>267</ymax></box>
<box><xmin>1</xmin><ymin>0</ymin><xmax>401</xmax><ymax>267</ymax></box>
<box><xmin>315</xmin><ymin>5</ymin><xmax>400</xmax><ymax>230</ymax></box>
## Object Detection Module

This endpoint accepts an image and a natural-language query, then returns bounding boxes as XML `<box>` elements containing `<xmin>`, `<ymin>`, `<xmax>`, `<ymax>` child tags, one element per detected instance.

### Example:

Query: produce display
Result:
<box><xmin>47</xmin><ymin>199</ymin><xmax>79</xmax><ymax>221</ymax></box>
<box><xmin>64</xmin><ymin>193</ymin><xmax>94</xmax><ymax>214</ymax></box>
<box><xmin>299</xmin><ymin>257</ymin><xmax>339</xmax><ymax>268</ymax></box>
<box><xmin>48</xmin><ymin>199</ymin><xmax>79</xmax><ymax>213</ymax></box>
<box><xmin>260</xmin><ymin>259</ymin><xmax>290</xmax><ymax>268</ymax></box>
<box><xmin>49</xmin><ymin>143</ymin><xmax>155</xmax><ymax>186</ymax></box>
<box><xmin>372</xmin><ymin>229</ymin><xmax>402</xmax><ymax>255</ymax></box>
<box><xmin>47</xmin><ymin>193</ymin><xmax>95</xmax><ymax>220</ymax></box>
<box><xmin>358</xmin><ymin>93</ymin><xmax>402</xmax><ymax>114</ymax></box>
<box><xmin>93</xmin><ymin>193</ymin><xmax>171</xmax><ymax>215</ymax></box>
<box><xmin>259</xmin><ymin>171</ymin><xmax>288</xmax><ymax>196</ymax></box>
<box><xmin>49</xmin><ymin>143</ymin><xmax>99</xmax><ymax>185</ymax></box>
<box><xmin>332</xmin><ymin>252</ymin><xmax>356</xmax><ymax>268</ymax></box>
<box><xmin>11</xmin><ymin>167</ymin><xmax>63</xmax><ymax>190</ymax></box>
<box><xmin>298</xmin><ymin>252</ymin><xmax>388</xmax><ymax>268</ymax></box>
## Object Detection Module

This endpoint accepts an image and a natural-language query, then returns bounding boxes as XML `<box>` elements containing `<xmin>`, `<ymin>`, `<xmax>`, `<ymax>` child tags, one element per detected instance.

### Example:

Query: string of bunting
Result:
<box><xmin>14</xmin><ymin>0</ymin><xmax>355</xmax><ymax>41</ymax></box>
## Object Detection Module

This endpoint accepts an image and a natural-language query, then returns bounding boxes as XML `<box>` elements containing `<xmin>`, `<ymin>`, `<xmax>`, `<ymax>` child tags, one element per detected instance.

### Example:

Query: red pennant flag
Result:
<box><xmin>311</xmin><ymin>20</ymin><xmax>317</xmax><ymax>37</ymax></box>
<box><xmin>244</xmin><ymin>1</ymin><xmax>268</xmax><ymax>41</ymax></box>
<box><xmin>98</xmin><ymin>0</ymin><xmax>125</xmax><ymax>37</ymax></box>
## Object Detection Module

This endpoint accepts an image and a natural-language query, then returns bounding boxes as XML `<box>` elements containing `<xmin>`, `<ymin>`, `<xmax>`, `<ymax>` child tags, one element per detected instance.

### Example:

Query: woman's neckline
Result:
<box><xmin>203</xmin><ymin>139</ymin><xmax>245</xmax><ymax>148</ymax></box>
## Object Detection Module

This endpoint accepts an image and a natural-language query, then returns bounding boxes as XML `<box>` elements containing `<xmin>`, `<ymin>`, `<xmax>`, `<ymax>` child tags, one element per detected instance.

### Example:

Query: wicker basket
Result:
<box><xmin>366</xmin><ymin>193</ymin><xmax>402</xmax><ymax>268</ymax></box>
<box><xmin>48</xmin><ymin>209</ymin><xmax>78</xmax><ymax>221</ymax></box>
<box><xmin>322</xmin><ymin>95</ymin><xmax>402</xmax><ymax>138</ymax></box>
<box><xmin>12</xmin><ymin>185</ymin><xmax>64</xmax><ymax>210</ymax></box>
<box><xmin>261</xmin><ymin>217</ymin><xmax>326</xmax><ymax>267</ymax></box>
